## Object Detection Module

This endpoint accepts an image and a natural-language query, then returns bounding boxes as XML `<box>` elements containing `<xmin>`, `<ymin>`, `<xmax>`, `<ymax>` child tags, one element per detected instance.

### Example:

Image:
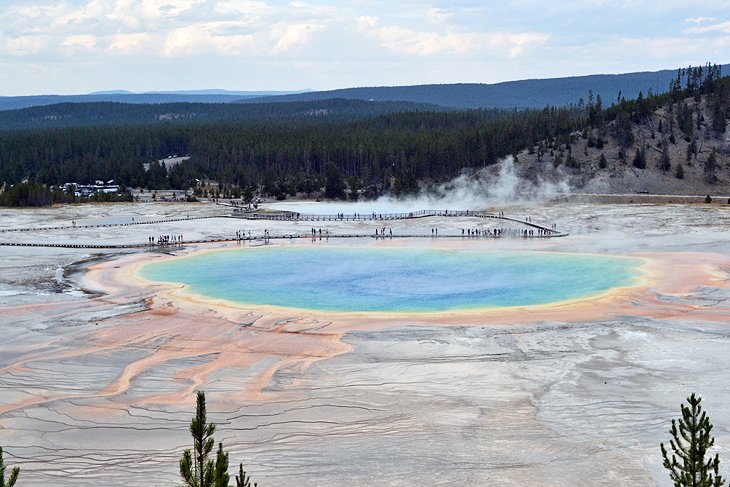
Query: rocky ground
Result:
<box><xmin>513</xmin><ymin>96</ymin><xmax>730</xmax><ymax>196</ymax></box>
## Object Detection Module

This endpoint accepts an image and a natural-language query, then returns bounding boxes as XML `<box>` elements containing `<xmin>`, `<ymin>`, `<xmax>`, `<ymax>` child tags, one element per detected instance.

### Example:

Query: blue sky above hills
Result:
<box><xmin>1</xmin><ymin>0</ymin><xmax>729</xmax><ymax>95</ymax></box>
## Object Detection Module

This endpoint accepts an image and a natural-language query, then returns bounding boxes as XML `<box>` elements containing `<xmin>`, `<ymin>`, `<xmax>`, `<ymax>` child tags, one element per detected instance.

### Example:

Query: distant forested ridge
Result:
<box><xmin>0</xmin><ymin>90</ymin><xmax>309</xmax><ymax>111</ymax></box>
<box><xmin>0</xmin><ymin>99</ymin><xmax>442</xmax><ymax>130</ymax></box>
<box><xmin>2</xmin><ymin>64</ymin><xmax>727</xmax><ymax>112</ymax></box>
<box><xmin>0</xmin><ymin>64</ymin><xmax>727</xmax><ymax>202</ymax></box>
<box><xmin>241</xmin><ymin>66</ymin><xmax>729</xmax><ymax>109</ymax></box>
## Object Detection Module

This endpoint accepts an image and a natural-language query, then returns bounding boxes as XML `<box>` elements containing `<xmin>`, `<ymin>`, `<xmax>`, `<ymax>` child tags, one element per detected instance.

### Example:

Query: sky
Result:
<box><xmin>1</xmin><ymin>0</ymin><xmax>730</xmax><ymax>95</ymax></box>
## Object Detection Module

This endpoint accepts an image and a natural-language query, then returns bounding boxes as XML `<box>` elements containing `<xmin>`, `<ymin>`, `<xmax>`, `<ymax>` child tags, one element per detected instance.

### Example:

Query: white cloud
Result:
<box><xmin>286</xmin><ymin>1</ymin><xmax>337</xmax><ymax>18</ymax></box>
<box><xmin>489</xmin><ymin>32</ymin><xmax>552</xmax><ymax>57</ymax></box>
<box><xmin>683</xmin><ymin>20</ymin><xmax>730</xmax><ymax>34</ymax></box>
<box><xmin>0</xmin><ymin>0</ymin><xmax>338</xmax><ymax>62</ymax></box>
<box><xmin>685</xmin><ymin>16</ymin><xmax>716</xmax><ymax>23</ymax></box>
<box><xmin>4</xmin><ymin>36</ymin><xmax>49</xmax><ymax>56</ymax></box>
<box><xmin>108</xmin><ymin>0</ymin><xmax>143</xmax><ymax>29</ymax></box>
<box><xmin>139</xmin><ymin>0</ymin><xmax>200</xmax><ymax>19</ymax></box>
<box><xmin>617</xmin><ymin>36</ymin><xmax>698</xmax><ymax>58</ymax></box>
<box><xmin>62</xmin><ymin>34</ymin><xmax>98</xmax><ymax>51</ymax></box>
<box><xmin>372</xmin><ymin>27</ymin><xmax>478</xmax><ymax>55</ymax></box>
<box><xmin>566</xmin><ymin>34</ymin><xmax>730</xmax><ymax>69</ymax></box>
<box><xmin>214</xmin><ymin>0</ymin><xmax>268</xmax><ymax>16</ymax></box>
<box><xmin>1</xmin><ymin>0</ymin><xmax>730</xmax><ymax>94</ymax></box>
<box><xmin>425</xmin><ymin>8</ymin><xmax>454</xmax><ymax>24</ymax></box>
<box><xmin>108</xmin><ymin>32</ymin><xmax>154</xmax><ymax>54</ymax></box>
<box><xmin>163</xmin><ymin>26</ymin><xmax>202</xmax><ymax>55</ymax></box>
<box><xmin>51</xmin><ymin>1</ymin><xmax>107</xmax><ymax>31</ymax></box>
<box><xmin>164</xmin><ymin>21</ymin><xmax>254</xmax><ymax>56</ymax></box>
<box><xmin>3</xmin><ymin>3</ymin><xmax>68</xmax><ymax>20</ymax></box>
<box><xmin>356</xmin><ymin>18</ymin><xmax>550</xmax><ymax>57</ymax></box>
<box><xmin>271</xmin><ymin>23</ymin><xmax>319</xmax><ymax>54</ymax></box>
<box><xmin>357</xmin><ymin>16</ymin><xmax>379</xmax><ymax>29</ymax></box>
<box><xmin>621</xmin><ymin>0</ymin><xmax>727</xmax><ymax>10</ymax></box>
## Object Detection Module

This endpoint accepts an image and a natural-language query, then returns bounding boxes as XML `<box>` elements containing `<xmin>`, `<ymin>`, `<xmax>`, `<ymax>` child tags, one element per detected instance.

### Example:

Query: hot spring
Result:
<box><xmin>139</xmin><ymin>246</ymin><xmax>645</xmax><ymax>313</ymax></box>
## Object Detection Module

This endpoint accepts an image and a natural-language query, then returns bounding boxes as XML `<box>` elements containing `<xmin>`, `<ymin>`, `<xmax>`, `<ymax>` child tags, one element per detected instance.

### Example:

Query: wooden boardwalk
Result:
<box><xmin>0</xmin><ymin>215</ymin><xmax>217</xmax><ymax>234</ymax></box>
<box><xmin>0</xmin><ymin>232</ymin><xmax>564</xmax><ymax>250</ymax></box>
<box><xmin>234</xmin><ymin>209</ymin><xmax>567</xmax><ymax>237</ymax></box>
<box><xmin>0</xmin><ymin>208</ymin><xmax>567</xmax><ymax>249</ymax></box>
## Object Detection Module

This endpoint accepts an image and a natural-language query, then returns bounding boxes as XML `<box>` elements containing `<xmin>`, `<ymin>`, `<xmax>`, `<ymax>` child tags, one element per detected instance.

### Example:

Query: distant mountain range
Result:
<box><xmin>0</xmin><ymin>64</ymin><xmax>727</xmax><ymax>113</ymax></box>
<box><xmin>240</xmin><ymin>66</ymin><xmax>730</xmax><ymax>109</ymax></box>
<box><xmin>89</xmin><ymin>89</ymin><xmax>311</xmax><ymax>96</ymax></box>
<box><xmin>0</xmin><ymin>90</ymin><xmax>311</xmax><ymax>111</ymax></box>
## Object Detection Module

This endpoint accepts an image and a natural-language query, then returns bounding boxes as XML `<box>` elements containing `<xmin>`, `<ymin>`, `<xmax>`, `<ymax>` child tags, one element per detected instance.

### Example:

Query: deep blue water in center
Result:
<box><xmin>140</xmin><ymin>247</ymin><xmax>643</xmax><ymax>313</ymax></box>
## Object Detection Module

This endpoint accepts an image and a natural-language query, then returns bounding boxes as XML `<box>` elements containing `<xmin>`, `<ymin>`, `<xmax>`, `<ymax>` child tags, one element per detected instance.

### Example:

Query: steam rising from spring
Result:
<box><xmin>378</xmin><ymin>156</ymin><xmax>571</xmax><ymax>210</ymax></box>
<box><xmin>265</xmin><ymin>156</ymin><xmax>572</xmax><ymax>214</ymax></box>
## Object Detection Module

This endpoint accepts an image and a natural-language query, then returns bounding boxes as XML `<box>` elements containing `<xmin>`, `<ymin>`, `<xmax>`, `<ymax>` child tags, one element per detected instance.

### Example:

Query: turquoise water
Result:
<box><xmin>140</xmin><ymin>247</ymin><xmax>643</xmax><ymax>313</ymax></box>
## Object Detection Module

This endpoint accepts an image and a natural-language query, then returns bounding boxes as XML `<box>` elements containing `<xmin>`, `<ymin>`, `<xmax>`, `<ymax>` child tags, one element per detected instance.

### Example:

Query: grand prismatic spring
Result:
<box><xmin>140</xmin><ymin>247</ymin><xmax>644</xmax><ymax>313</ymax></box>
<box><xmin>2</xmin><ymin>200</ymin><xmax>730</xmax><ymax>486</ymax></box>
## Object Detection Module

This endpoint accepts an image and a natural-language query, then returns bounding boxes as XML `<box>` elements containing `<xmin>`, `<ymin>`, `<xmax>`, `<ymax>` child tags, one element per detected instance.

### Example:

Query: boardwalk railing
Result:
<box><xmin>0</xmin><ymin>215</ymin><xmax>222</xmax><ymax>233</ymax></box>
<box><xmin>238</xmin><ymin>209</ymin><xmax>489</xmax><ymax>221</ymax></box>
<box><xmin>234</xmin><ymin>209</ymin><xmax>567</xmax><ymax>237</ymax></box>
<box><xmin>0</xmin><ymin>230</ymin><xmax>564</xmax><ymax>250</ymax></box>
<box><xmin>0</xmin><ymin>208</ymin><xmax>567</xmax><ymax>249</ymax></box>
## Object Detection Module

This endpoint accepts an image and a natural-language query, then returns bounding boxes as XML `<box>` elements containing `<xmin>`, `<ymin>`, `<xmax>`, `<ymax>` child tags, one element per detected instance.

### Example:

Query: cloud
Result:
<box><xmin>2</xmin><ymin>1</ymin><xmax>549</xmax><ymax>62</ymax></box>
<box><xmin>139</xmin><ymin>0</ymin><xmax>199</xmax><ymax>19</ymax></box>
<box><xmin>425</xmin><ymin>8</ymin><xmax>454</xmax><ymax>24</ymax></box>
<box><xmin>108</xmin><ymin>0</ymin><xmax>143</xmax><ymax>29</ymax></box>
<box><xmin>271</xmin><ymin>23</ymin><xmax>320</xmax><ymax>54</ymax></box>
<box><xmin>683</xmin><ymin>20</ymin><xmax>730</xmax><ymax>34</ymax></box>
<box><xmin>490</xmin><ymin>32</ymin><xmax>552</xmax><ymax>57</ymax></box>
<box><xmin>1</xmin><ymin>0</ymin><xmax>730</xmax><ymax>95</ymax></box>
<box><xmin>563</xmin><ymin>34</ymin><xmax>730</xmax><ymax>71</ymax></box>
<box><xmin>4</xmin><ymin>36</ymin><xmax>49</xmax><ymax>56</ymax></box>
<box><xmin>685</xmin><ymin>16</ymin><xmax>716</xmax><ymax>23</ymax></box>
<box><xmin>0</xmin><ymin>0</ymin><xmax>328</xmax><ymax>59</ymax></box>
<box><xmin>62</xmin><ymin>34</ymin><xmax>98</xmax><ymax>51</ymax></box>
<box><xmin>357</xmin><ymin>16</ymin><xmax>379</xmax><ymax>29</ymax></box>
<box><xmin>214</xmin><ymin>0</ymin><xmax>268</xmax><ymax>16</ymax></box>
<box><xmin>356</xmin><ymin>17</ymin><xmax>550</xmax><ymax>57</ymax></box>
<box><xmin>51</xmin><ymin>0</ymin><xmax>107</xmax><ymax>31</ymax></box>
<box><xmin>108</xmin><ymin>32</ymin><xmax>154</xmax><ymax>54</ymax></box>
<box><xmin>372</xmin><ymin>27</ymin><xmax>478</xmax><ymax>55</ymax></box>
<box><xmin>164</xmin><ymin>21</ymin><xmax>255</xmax><ymax>56</ymax></box>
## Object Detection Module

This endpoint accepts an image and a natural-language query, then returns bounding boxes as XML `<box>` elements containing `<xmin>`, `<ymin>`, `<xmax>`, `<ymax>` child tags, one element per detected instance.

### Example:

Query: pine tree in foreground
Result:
<box><xmin>235</xmin><ymin>463</ymin><xmax>258</xmax><ymax>487</ymax></box>
<box><xmin>180</xmin><ymin>391</ymin><xmax>229</xmax><ymax>487</ymax></box>
<box><xmin>661</xmin><ymin>393</ymin><xmax>725</xmax><ymax>487</ymax></box>
<box><xmin>0</xmin><ymin>447</ymin><xmax>19</xmax><ymax>487</ymax></box>
<box><xmin>214</xmin><ymin>442</ymin><xmax>230</xmax><ymax>487</ymax></box>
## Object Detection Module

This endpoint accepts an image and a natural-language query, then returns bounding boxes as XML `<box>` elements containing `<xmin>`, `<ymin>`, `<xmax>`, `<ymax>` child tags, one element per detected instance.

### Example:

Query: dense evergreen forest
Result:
<box><xmin>0</xmin><ymin>64</ymin><xmax>727</xmax><ymax>203</ymax></box>
<box><xmin>0</xmin><ymin>106</ymin><xmax>585</xmax><ymax>198</ymax></box>
<box><xmin>0</xmin><ymin>98</ymin><xmax>442</xmax><ymax>130</ymax></box>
